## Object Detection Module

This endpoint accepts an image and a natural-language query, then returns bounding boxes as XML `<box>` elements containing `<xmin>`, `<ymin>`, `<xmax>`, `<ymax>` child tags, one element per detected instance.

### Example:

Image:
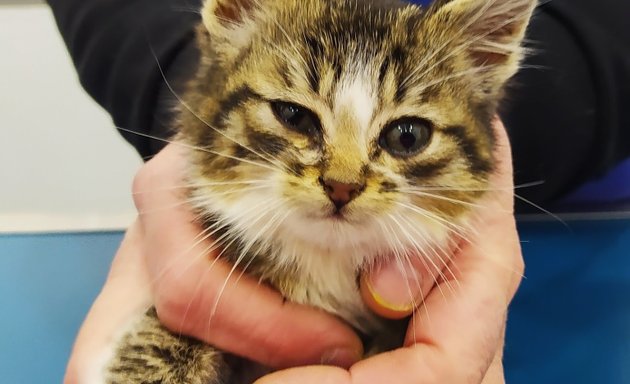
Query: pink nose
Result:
<box><xmin>319</xmin><ymin>177</ymin><xmax>365</xmax><ymax>210</ymax></box>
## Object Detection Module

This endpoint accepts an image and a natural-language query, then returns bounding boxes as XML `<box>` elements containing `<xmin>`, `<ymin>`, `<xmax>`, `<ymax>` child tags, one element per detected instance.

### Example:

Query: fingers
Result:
<box><xmin>481</xmin><ymin>342</ymin><xmax>506</xmax><ymax>384</ymax></box>
<box><xmin>352</xmin><ymin>119</ymin><xmax>520</xmax><ymax>383</ymax></box>
<box><xmin>254</xmin><ymin>344</ymin><xmax>505</xmax><ymax>384</ymax></box>
<box><xmin>398</xmin><ymin>217</ymin><xmax>517</xmax><ymax>382</ymax></box>
<box><xmin>249</xmin><ymin>327</ymin><xmax>506</xmax><ymax>384</ymax></box>
<box><xmin>350</xmin><ymin>210</ymin><xmax>518</xmax><ymax>382</ymax></box>
<box><xmin>65</xmin><ymin>221</ymin><xmax>152</xmax><ymax>384</ymax></box>
<box><xmin>361</xmin><ymin>118</ymin><xmax>518</xmax><ymax>317</ymax></box>
<box><xmin>254</xmin><ymin>366</ymin><xmax>351</xmax><ymax>384</ymax></box>
<box><xmin>132</xmin><ymin>144</ymin><xmax>362</xmax><ymax>369</ymax></box>
<box><xmin>360</xmin><ymin>255</ymin><xmax>437</xmax><ymax>319</ymax></box>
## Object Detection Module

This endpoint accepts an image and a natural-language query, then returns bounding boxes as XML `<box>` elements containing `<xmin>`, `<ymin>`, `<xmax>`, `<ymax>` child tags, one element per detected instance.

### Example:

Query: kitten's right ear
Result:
<box><xmin>426</xmin><ymin>0</ymin><xmax>537</xmax><ymax>98</ymax></box>
<box><xmin>200</xmin><ymin>0</ymin><xmax>261</xmax><ymax>56</ymax></box>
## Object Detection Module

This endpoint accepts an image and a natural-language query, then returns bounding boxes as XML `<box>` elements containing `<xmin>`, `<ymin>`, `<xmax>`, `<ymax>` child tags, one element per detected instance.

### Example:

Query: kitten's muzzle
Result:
<box><xmin>318</xmin><ymin>176</ymin><xmax>366</xmax><ymax>211</ymax></box>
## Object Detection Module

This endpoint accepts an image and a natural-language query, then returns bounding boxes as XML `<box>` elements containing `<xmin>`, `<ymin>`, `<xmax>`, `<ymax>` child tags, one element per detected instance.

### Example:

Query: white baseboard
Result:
<box><xmin>0</xmin><ymin>213</ymin><xmax>135</xmax><ymax>234</ymax></box>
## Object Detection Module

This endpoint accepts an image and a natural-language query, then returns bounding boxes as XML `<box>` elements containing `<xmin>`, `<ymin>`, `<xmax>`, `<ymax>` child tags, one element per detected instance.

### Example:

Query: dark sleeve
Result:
<box><xmin>46</xmin><ymin>0</ymin><xmax>201</xmax><ymax>159</ymax></box>
<box><xmin>500</xmin><ymin>0</ymin><xmax>630</xmax><ymax>210</ymax></box>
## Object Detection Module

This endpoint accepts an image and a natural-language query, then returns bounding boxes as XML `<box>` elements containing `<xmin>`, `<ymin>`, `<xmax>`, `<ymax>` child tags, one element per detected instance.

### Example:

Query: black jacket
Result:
<box><xmin>47</xmin><ymin>0</ymin><xmax>630</xmax><ymax>211</ymax></box>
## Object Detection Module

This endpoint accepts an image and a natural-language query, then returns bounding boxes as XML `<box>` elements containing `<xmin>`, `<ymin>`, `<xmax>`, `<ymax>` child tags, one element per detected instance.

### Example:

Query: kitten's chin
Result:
<box><xmin>274</xmin><ymin>203</ymin><xmax>456</xmax><ymax>266</ymax></box>
<box><xmin>306</xmin><ymin>208</ymin><xmax>363</xmax><ymax>224</ymax></box>
<box><xmin>278</xmin><ymin>209</ymin><xmax>386</xmax><ymax>254</ymax></box>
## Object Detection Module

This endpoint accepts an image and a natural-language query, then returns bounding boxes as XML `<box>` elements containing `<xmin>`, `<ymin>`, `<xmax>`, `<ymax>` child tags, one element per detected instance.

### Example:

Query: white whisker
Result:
<box><xmin>115</xmin><ymin>126</ymin><xmax>282</xmax><ymax>174</ymax></box>
<box><xmin>395</xmin><ymin>201</ymin><xmax>466</xmax><ymax>234</ymax></box>
<box><xmin>206</xmin><ymin>199</ymin><xmax>286</xmax><ymax>327</ymax></box>
<box><xmin>388</xmin><ymin>213</ymin><xmax>454</xmax><ymax>299</ymax></box>
<box><xmin>146</xmin><ymin>44</ymin><xmax>292</xmax><ymax>175</ymax></box>
<box><xmin>398</xmin><ymin>189</ymin><xmax>491</xmax><ymax>210</ymax></box>
<box><xmin>514</xmin><ymin>193</ymin><xmax>570</xmax><ymax>229</ymax></box>
<box><xmin>132</xmin><ymin>179</ymin><xmax>273</xmax><ymax>195</ymax></box>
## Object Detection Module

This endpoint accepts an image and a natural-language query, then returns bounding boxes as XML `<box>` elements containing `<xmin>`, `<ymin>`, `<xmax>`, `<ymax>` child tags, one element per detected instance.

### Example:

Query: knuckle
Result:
<box><xmin>152</xmin><ymin>270</ymin><xmax>202</xmax><ymax>334</ymax></box>
<box><xmin>422</xmin><ymin>365</ymin><xmax>456</xmax><ymax>384</ymax></box>
<box><xmin>508</xmin><ymin>253</ymin><xmax>525</xmax><ymax>298</ymax></box>
<box><xmin>418</xmin><ymin>351</ymin><xmax>486</xmax><ymax>384</ymax></box>
<box><xmin>514</xmin><ymin>254</ymin><xmax>525</xmax><ymax>276</ymax></box>
<box><xmin>152</xmin><ymin>267</ymin><xmax>230</xmax><ymax>341</ymax></box>
<box><xmin>131</xmin><ymin>163</ymin><xmax>154</xmax><ymax>211</ymax></box>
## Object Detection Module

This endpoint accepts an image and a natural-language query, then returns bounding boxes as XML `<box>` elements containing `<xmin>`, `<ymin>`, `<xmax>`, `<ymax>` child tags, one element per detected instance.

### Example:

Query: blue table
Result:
<box><xmin>506</xmin><ymin>218</ymin><xmax>630</xmax><ymax>384</ymax></box>
<box><xmin>0</xmin><ymin>232</ymin><xmax>120</xmax><ymax>383</ymax></box>
<box><xmin>1</xmin><ymin>218</ymin><xmax>628</xmax><ymax>383</ymax></box>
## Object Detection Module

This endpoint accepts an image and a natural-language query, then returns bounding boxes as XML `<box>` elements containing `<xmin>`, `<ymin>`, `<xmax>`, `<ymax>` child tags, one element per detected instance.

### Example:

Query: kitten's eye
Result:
<box><xmin>379</xmin><ymin>118</ymin><xmax>432</xmax><ymax>158</ymax></box>
<box><xmin>271</xmin><ymin>101</ymin><xmax>320</xmax><ymax>136</ymax></box>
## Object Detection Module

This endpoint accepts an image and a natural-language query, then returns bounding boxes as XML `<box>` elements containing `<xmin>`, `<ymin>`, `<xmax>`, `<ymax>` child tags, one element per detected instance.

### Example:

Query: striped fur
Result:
<box><xmin>105</xmin><ymin>0</ymin><xmax>536</xmax><ymax>382</ymax></box>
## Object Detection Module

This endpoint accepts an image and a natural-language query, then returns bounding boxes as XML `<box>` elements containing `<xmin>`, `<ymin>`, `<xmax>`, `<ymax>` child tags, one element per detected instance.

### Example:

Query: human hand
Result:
<box><xmin>254</xmin><ymin>118</ymin><xmax>523</xmax><ymax>384</ymax></box>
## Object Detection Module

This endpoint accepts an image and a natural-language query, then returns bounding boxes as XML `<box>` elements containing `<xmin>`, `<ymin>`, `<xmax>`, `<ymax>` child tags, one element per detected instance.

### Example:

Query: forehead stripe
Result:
<box><xmin>305</xmin><ymin>35</ymin><xmax>323</xmax><ymax>93</ymax></box>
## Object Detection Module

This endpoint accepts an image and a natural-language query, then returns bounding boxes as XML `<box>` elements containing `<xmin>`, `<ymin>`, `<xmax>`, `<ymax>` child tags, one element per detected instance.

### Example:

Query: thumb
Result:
<box><xmin>360</xmin><ymin>255</ymin><xmax>438</xmax><ymax>319</ymax></box>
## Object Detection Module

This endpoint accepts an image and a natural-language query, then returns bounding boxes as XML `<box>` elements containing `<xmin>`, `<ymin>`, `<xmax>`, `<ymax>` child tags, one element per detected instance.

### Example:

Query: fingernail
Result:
<box><xmin>366</xmin><ymin>261</ymin><xmax>422</xmax><ymax>313</ymax></box>
<box><xmin>320</xmin><ymin>347</ymin><xmax>361</xmax><ymax>368</ymax></box>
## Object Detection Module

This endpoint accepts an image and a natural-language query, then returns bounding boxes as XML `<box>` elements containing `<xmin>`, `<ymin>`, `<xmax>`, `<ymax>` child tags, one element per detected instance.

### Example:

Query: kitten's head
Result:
<box><xmin>179</xmin><ymin>0</ymin><xmax>535</xmax><ymax>265</ymax></box>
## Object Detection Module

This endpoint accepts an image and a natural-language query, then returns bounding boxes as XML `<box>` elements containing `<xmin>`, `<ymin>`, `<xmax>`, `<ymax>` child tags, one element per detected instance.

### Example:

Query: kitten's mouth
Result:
<box><xmin>302</xmin><ymin>200</ymin><xmax>366</xmax><ymax>224</ymax></box>
<box><xmin>329</xmin><ymin>210</ymin><xmax>348</xmax><ymax>221</ymax></box>
<box><xmin>305</xmin><ymin>206</ymin><xmax>353</xmax><ymax>222</ymax></box>
<box><xmin>307</xmin><ymin>210</ymin><xmax>345</xmax><ymax>221</ymax></box>
<box><xmin>325</xmin><ymin>205</ymin><xmax>364</xmax><ymax>223</ymax></box>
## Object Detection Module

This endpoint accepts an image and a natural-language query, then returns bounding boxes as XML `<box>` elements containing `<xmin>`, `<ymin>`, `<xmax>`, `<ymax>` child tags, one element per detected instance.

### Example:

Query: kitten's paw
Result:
<box><xmin>104</xmin><ymin>308</ymin><xmax>228</xmax><ymax>384</ymax></box>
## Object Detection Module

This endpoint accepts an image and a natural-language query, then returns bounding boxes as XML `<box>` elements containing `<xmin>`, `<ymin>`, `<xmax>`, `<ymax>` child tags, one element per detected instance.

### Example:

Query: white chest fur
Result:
<box><xmin>284</xmin><ymin>245</ymin><xmax>380</xmax><ymax>332</ymax></box>
<box><xmin>268</xmin><ymin>225</ymin><xmax>387</xmax><ymax>333</ymax></box>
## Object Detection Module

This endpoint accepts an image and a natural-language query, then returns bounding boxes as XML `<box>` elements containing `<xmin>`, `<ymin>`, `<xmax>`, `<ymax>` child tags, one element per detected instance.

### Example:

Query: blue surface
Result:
<box><xmin>1</xmin><ymin>220</ymin><xmax>629</xmax><ymax>383</ymax></box>
<box><xmin>0</xmin><ymin>232</ymin><xmax>120</xmax><ymax>384</ymax></box>
<box><xmin>505</xmin><ymin>219</ymin><xmax>630</xmax><ymax>384</ymax></box>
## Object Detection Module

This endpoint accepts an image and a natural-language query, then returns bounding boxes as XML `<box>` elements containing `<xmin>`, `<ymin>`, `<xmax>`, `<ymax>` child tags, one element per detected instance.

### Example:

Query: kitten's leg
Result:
<box><xmin>105</xmin><ymin>307</ymin><xmax>229</xmax><ymax>384</ymax></box>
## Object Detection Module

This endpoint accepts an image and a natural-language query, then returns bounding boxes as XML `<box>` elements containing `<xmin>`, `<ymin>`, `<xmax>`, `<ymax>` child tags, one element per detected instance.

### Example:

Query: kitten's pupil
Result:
<box><xmin>400</xmin><ymin>130</ymin><xmax>416</xmax><ymax>149</ymax></box>
<box><xmin>271</xmin><ymin>101</ymin><xmax>320</xmax><ymax>136</ymax></box>
<box><xmin>380</xmin><ymin>118</ymin><xmax>432</xmax><ymax>158</ymax></box>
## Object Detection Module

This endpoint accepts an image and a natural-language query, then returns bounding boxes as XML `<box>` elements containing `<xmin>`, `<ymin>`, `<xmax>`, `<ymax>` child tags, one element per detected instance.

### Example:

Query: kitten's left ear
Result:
<box><xmin>430</xmin><ymin>0</ymin><xmax>537</xmax><ymax>94</ymax></box>
<box><xmin>200</xmin><ymin>0</ymin><xmax>262</xmax><ymax>58</ymax></box>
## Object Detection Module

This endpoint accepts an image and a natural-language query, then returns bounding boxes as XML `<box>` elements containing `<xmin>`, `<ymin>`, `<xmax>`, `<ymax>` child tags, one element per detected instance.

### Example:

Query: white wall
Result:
<box><xmin>0</xmin><ymin>4</ymin><xmax>143</xmax><ymax>233</ymax></box>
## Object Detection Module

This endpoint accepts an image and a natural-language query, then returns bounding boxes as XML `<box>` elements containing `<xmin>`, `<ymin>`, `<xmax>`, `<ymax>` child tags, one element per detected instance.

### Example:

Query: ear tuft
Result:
<box><xmin>427</xmin><ymin>0</ymin><xmax>537</xmax><ymax>99</ymax></box>
<box><xmin>437</xmin><ymin>0</ymin><xmax>537</xmax><ymax>67</ymax></box>
<box><xmin>200</xmin><ymin>0</ymin><xmax>261</xmax><ymax>57</ymax></box>
<box><xmin>214</xmin><ymin>0</ymin><xmax>256</xmax><ymax>25</ymax></box>
<box><xmin>201</xmin><ymin>0</ymin><xmax>258</xmax><ymax>37</ymax></box>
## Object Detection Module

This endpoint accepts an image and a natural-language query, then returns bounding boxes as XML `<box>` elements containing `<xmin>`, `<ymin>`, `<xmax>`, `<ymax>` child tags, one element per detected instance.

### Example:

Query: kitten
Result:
<box><xmin>103</xmin><ymin>0</ymin><xmax>536</xmax><ymax>382</ymax></box>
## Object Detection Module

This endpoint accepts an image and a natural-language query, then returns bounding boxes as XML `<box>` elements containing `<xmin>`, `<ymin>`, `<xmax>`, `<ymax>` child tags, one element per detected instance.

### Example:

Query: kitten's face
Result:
<box><xmin>180</xmin><ymin>0</ymin><xmax>534</xmax><ymax>263</ymax></box>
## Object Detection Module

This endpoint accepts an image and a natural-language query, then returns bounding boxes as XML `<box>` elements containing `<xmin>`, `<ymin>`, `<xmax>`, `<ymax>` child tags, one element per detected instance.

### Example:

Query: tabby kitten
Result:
<box><xmin>103</xmin><ymin>0</ymin><xmax>536</xmax><ymax>382</ymax></box>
